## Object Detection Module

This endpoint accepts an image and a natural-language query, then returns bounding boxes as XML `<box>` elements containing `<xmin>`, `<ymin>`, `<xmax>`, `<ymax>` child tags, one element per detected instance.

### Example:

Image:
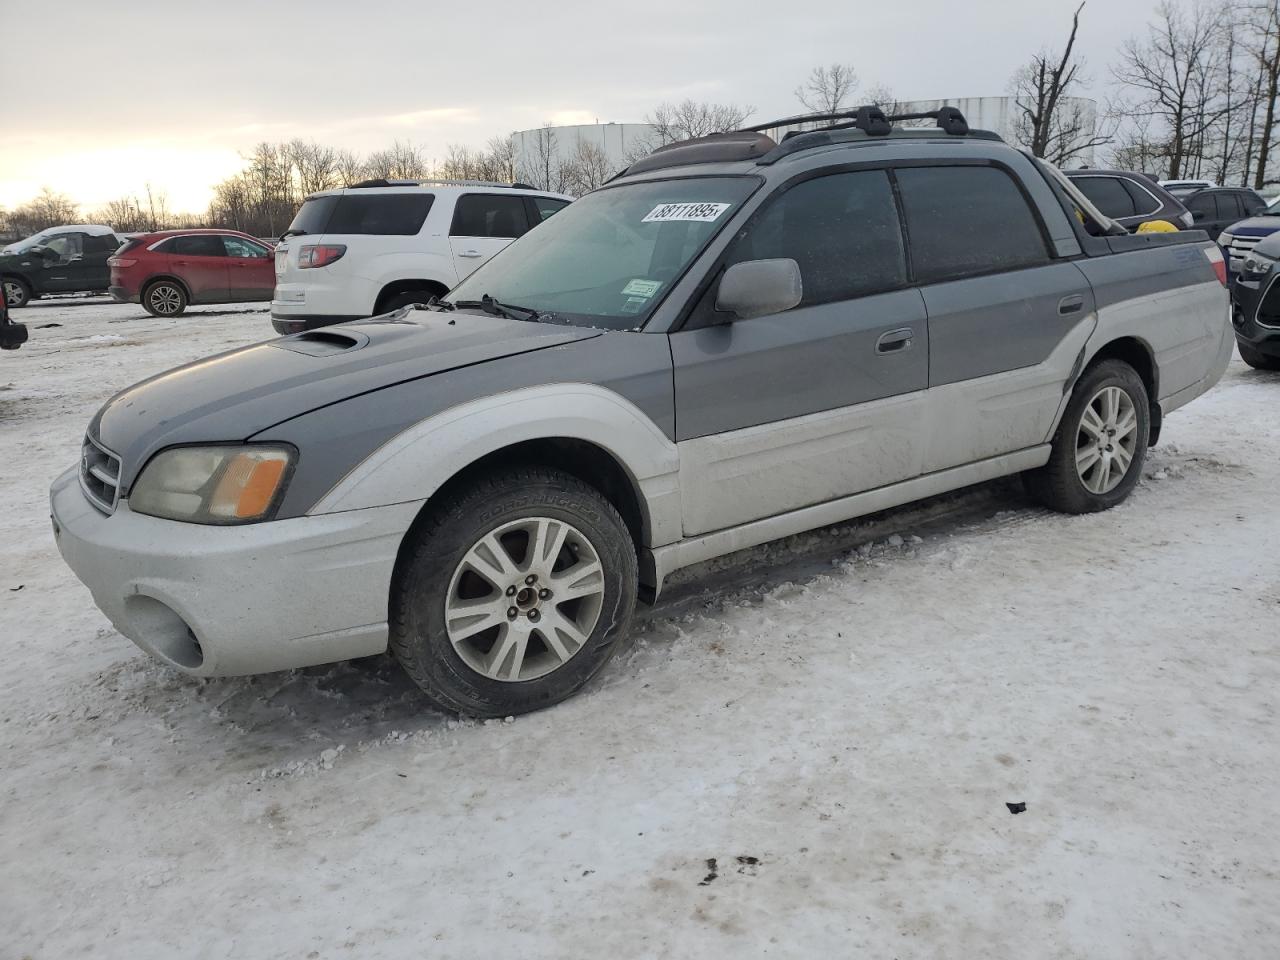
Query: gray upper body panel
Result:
<box><xmin>93</xmin><ymin>312</ymin><xmax>602</xmax><ymax>491</ymax></box>
<box><xmin>256</xmin><ymin>329</ymin><xmax>675</xmax><ymax>518</ymax></box>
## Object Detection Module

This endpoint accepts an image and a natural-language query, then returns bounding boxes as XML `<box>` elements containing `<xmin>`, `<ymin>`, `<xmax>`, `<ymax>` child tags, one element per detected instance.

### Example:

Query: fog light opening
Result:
<box><xmin>123</xmin><ymin>595</ymin><xmax>205</xmax><ymax>670</ymax></box>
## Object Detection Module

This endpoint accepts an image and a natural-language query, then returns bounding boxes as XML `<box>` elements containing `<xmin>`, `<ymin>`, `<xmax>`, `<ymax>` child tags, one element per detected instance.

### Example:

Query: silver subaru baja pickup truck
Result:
<box><xmin>51</xmin><ymin>106</ymin><xmax>1232</xmax><ymax>717</ymax></box>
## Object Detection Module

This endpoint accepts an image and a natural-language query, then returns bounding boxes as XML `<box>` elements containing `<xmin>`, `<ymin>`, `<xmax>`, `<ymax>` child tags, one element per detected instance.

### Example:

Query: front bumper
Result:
<box><xmin>50</xmin><ymin>467</ymin><xmax>422</xmax><ymax>676</ymax></box>
<box><xmin>1230</xmin><ymin>274</ymin><xmax>1280</xmax><ymax>356</ymax></box>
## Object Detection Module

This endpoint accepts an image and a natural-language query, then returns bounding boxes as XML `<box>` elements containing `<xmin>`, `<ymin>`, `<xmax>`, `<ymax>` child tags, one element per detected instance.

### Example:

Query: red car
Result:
<box><xmin>109</xmin><ymin>229</ymin><xmax>275</xmax><ymax>317</ymax></box>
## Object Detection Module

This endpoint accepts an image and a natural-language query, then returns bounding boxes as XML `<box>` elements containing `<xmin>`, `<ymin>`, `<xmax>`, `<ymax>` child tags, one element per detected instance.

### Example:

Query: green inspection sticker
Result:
<box><xmin>621</xmin><ymin>279</ymin><xmax>663</xmax><ymax>298</ymax></box>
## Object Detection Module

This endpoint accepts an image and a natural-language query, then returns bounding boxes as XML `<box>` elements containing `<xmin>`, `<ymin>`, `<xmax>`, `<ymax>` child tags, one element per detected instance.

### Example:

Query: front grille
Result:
<box><xmin>1228</xmin><ymin>236</ymin><xmax>1264</xmax><ymax>264</ymax></box>
<box><xmin>80</xmin><ymin>434</ymin><xmax>122</xmax><ymax>514</ymax></box>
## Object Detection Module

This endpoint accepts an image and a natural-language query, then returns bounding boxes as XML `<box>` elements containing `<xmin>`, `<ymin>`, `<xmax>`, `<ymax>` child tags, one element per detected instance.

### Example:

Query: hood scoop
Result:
<box><xmin>271</xmin><ymin>329</ymin><xmax>368</xmax><ymax>357</ymax></box>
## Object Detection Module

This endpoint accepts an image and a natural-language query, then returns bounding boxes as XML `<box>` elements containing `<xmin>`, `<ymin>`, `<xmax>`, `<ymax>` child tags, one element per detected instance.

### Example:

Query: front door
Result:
<box><xmin>670</xmin><ymin>169</ymin><xmax>929</xmax><ymax>537</ymax></box>
<box><xmin>449</xmin><ymin>193</ymin><xmax>532</xmax><ymax>281</ymax></box>
<box><xmin>892</xmin><ymin>164</ymin><xmax>1097</xmax><ymax>473</ymax></box>
<box><xmin>221</xmin><ymin>235</ymin><xmax>275</xmax><ymax>300</ymax></box>
<box><xmin>33</xmin><ymin>232</ymin><xmax>93</xmax><ymax>292</ymax></box>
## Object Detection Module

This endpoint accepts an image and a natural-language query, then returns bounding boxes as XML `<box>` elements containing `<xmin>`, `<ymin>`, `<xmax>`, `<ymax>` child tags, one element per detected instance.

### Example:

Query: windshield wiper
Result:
<box><xmin>279</xmin><ymin>228</ymin><xmax>307</xmax><ymax>239</ymax></box>
<box><xmin>453</xmin><ymin>294</ymin><xmax>543</xmax><ymax>322</ymax></box>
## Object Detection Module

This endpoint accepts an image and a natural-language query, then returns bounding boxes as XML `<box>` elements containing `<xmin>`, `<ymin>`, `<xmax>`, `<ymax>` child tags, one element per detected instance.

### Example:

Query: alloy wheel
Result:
<box><xmin>444</xmin><ymin>517</ymin><xmax>606</xmax><ymax>682</ymax></box>
<box><xmin>149</xmin><ymin>285</ymin><xmax>182</xmax><ymax>315</ymax></box>
<box><xmin>1075</xmin><ymin>385</ymin><xmax>1139</xmax><ymax>494</ymax></box>
<box><xmin>3</xmin><ymin>281</ymin><xmax>25</xmax><ymax>308</ymax></box>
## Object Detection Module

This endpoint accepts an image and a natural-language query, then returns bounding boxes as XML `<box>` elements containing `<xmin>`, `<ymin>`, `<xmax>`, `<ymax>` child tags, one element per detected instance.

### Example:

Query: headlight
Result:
<box><xmin>129</xmin><ymin>445</ymin><xmax>294</xmax><ymax>524</ymax></box>
<box><xmin>1219</xmin><ymin>231</ymin><xmax>1234</xmax><ymax>247</ymax></box>
<box><xmin>1242</xmin><ymin>252</ymin><xmax>1276</xmax><ymax>280</ymax></box>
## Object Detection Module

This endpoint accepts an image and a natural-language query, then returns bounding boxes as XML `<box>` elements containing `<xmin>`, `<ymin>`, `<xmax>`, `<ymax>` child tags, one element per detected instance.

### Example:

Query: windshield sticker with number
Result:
<box><xmin>642</xmin><ymin>202</ymin><xmax>732</xmax><ymax>224</ymax></box>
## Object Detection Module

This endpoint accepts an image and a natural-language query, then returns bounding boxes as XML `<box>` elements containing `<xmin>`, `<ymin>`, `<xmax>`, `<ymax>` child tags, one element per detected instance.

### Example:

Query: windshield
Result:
<box><xmin>448</xmin><ymin>176</ymin><xmax>760</xmax><ymax>329</ymax></box>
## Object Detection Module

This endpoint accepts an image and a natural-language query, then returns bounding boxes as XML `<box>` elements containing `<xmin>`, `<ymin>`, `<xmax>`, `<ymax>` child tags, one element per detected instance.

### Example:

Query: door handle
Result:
<box><xmin>876</xmin><ymin>327</ymin><xmax>915</xmax><ymax>354</ymax></box>
<box><xmin>458</xmin><ymin>250</ymin><xmax>483</xmax><ymax>258</ymax></box>
<box><xmin>1058</xmin><ymin>295</ymin><xmax>1086</xmax><ymax>316</ymax></box>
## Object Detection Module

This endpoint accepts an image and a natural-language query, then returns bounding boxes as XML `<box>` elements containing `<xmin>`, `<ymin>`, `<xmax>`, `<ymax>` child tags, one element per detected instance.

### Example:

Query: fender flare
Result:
<box><xmin>310</xmin><ymin>383</ymin><xmax>683</xmax><ymax>547</ymax></box>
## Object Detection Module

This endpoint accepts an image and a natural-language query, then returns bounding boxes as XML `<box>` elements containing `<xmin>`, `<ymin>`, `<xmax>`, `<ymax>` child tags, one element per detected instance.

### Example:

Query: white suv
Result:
<box><xmin>270</xmin><ymin>180</ymin><xmax>571</xmax><ymax>334</ymax></box>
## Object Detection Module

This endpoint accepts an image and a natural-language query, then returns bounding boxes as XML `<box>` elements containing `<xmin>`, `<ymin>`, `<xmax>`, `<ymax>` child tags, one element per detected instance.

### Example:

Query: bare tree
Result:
<box><xmin>334</xmin><ymin>149</ymin><xmax>366</xmax><ymax>187</ymax></box>
<box><xmin>795</xmin><ymin>64</ymin><xmax>858</xmax><ymax>114</ymax></box>
<box><xmin>482</xmin><ymin>134</ymin><xmax>518</xmax><ymax>183</ymax></box>
<box><xmin>1009</xmin><ymin>2</ymin><xmax>1112</xmax><ymax>165</ymax></box>
<box><xmin>363</xmin><ymin>140</ymin><xmax>429</xmax><ymax>181</ymax></box>
<box><xmin>564</xmin><ymin>140</ymin><xmax>614</xmax><ymax>195</ymax></box>
<box><xmin>518</xmin><ymin>124</ymin><xmax>569</xmax><ymax>192</ymax></box>
<box><xmin>3</xmin><ymin>188</ymin><xmax>81</xmax><ymax>236</ymax></box>
<box><xmin>1112</xmin><ymin>1</ymin><xmax>1230</xmax><ymax>179</ymax></box>
<box><xmin>289</xmin><ymin>140</ymin><xmax>341</xmax><ymax>196</ymax></box>
<box><xmin>644</xmin><ymin>100</ymin><xmax>755</xmax><ymax>145</ymax></box>
<box><xmin>1243</xmin><ymin>1</ymin><xmax>1280</xmax><ymax>187</ymax></box>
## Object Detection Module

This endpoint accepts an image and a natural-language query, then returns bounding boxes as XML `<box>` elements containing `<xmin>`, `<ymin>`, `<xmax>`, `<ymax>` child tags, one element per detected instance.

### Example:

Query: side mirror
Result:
<box><xmin>715</xmin><ymin>258</ymin><xmax>803</xmax><ymax>321</ymax></box>
<box><xmin>31</xmin><ymin>245</ymin><xmax>53</xmax><ymax>259</ymax></box>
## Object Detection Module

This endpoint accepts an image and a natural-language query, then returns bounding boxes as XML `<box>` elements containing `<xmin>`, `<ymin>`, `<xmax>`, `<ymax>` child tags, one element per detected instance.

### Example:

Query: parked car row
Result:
<box><xmin>49</xmin><ymin>105</ymin><xmax>1237</xmax><ymax>717</ymax></box>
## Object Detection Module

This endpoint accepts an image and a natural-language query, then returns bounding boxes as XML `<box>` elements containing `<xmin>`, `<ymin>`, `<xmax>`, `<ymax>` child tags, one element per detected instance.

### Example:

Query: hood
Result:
<box><xmin>92</xmin><ymin>310</ymin><xmax>602</xmax><ymax>488</ymax></box>
<box><xmin>1224</xmin><ymin>215</ymin><xmax>1280</xmax><ymax>237</ymax></box>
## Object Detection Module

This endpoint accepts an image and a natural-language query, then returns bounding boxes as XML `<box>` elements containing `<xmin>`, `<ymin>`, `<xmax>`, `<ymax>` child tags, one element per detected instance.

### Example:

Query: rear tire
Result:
<box><xmin>142</xmin><ymin>280</ymin><xmax>187</xmax><ymax>317</ymax></box>
<box><xmin>390</xmin><ymin>466</ymin><xmax>638</xmax><ymax>718</ymax></box>
<box><xmin>1238</xmin><ymin>341</ymin><xmax>1280</xmax><ymax>371</ymax></box>
<box><xmin>3</xmin><ymin>278</ymin><xmax>31</xmax><ymax>309</ymax></box>
<box><xmin>1024</xmin><ymin>359</ymin><xmax>1150</xmax><ymax>514</ymax></box>
<box><xmin>379</xmin><ymin>289</ymin><xmax>440</xmax><ymax>313</ymax></box>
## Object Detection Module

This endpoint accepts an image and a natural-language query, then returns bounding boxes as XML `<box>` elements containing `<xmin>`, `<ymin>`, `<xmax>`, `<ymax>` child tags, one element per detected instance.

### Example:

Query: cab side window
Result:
<box><xmin>896</xmin><ymin>166</ymin><xmax>1051</xmax><ymax>284</ymax></box>
<box><xmin>1186</xmin><ymin>193</ymin><xmax>1216</xmax><ymax>221</ymax></box>
<box><xmin>718</xmin><ymin>169</ymin><xmax>907</xmax><ymax>308</ymax></box>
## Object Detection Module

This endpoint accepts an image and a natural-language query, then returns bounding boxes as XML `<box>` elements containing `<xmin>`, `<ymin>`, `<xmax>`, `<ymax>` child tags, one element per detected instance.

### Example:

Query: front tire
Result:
<box><xmin>3</xmin><ymin>278</ymin><xmax>31</xmax><ymax>309</ymax></box>
<box><xmin>1025</xmin><ymin>359</ymin><xmax>1150</xmax><ymax>514</ymax></box>
<box><xmin>142</xmin><ymin>280</ymin><xmax>187</xmax><ymax>317</ymax></box>
<box><xmin>390</xmin><ymin>466</ymin><xmax>638</xmax><ymax>718</ymax></box>
<box><xmin>1238</xmin><ymin>341</ymin><xmax>1280</xmax><ymax>371</ymax></box>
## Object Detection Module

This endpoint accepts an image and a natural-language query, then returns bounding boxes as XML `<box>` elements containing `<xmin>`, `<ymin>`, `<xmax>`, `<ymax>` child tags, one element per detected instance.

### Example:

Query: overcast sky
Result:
<box><xmin>2</xmin><ymin>0</ymin><xmax>1161</xmax><ymax>213</ymax></box>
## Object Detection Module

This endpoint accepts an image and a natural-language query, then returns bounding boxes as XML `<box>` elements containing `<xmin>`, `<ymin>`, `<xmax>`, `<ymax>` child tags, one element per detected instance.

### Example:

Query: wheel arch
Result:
<box><xmin>373</xmin><ymin>278</ymin><xmax>450</xmax><ymax>314</ymax></box>
<box><xmin>311</xmin><ymin>384</ymin><xmax>683</xmax><ymax>586</ymax></box>
<box><xmin>391</xmin><ymin>437</ymin><xmax>652</xmax><ymax>595</ymax></box>
<box><xmin>142</xmin><ymin>274</ymin><xmax>192</xmax><ymax>301</ymax></box>
<box><xmin>1083</xmin><ymin>335</ymin><xmax>1161</xmax><ymax>445</ymax></box>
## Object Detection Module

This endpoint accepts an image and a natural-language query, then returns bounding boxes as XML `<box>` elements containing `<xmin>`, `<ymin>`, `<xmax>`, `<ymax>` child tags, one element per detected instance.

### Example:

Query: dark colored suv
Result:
<box><xmin>1064</xmin><ymin>170</ymin><xmax>1193</xmax><ymax>232</ymax></box>
<box><xmin>1227</xmin><ymin>228</ymin><xmax>1280</xmax><ymax>370</ymax></box>
<box><xmin>1182</xmin><ymin>187</ymin><xmax>1267</xmax><ymax>242</ymax></box>
<box><xmin>1</xmin><ymin>228</ymin><xmax>122</xmax><ymax>308</ymax></box>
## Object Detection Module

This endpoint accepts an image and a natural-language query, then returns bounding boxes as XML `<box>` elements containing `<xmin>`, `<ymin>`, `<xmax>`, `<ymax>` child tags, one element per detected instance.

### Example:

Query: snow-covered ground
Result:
<box><xmin>2</xmin><ymin>295</ymin><xmax>1278</xmax><ymax>959</ymax></box>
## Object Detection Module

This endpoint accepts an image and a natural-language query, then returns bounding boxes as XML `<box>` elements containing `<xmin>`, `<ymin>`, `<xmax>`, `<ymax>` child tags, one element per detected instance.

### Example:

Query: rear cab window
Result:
<box><xmin>896</xmin><ymin>165</ymin><xmax>1051</xmax><ymax>283</ymax></box>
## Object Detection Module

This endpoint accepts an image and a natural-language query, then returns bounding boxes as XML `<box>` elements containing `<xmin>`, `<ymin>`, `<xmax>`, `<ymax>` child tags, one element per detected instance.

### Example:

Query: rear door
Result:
<box><xmin>79</xmin><ymin>233</ymin><xmax>119</xmax><ymax>290</ymax></box>
<box><xmin>669</xmin><ymin>168</ymin><xmax>929</xmax><ymax>536</ymax></box>
<box><xmin>895</xmin><ymin>164</ymin><xmax>1097</xmax><ymax>473</ymax></box>
<box><xmin>221</xmin><ymin>235</ymin><xmax>275</xmax><ymax>300</ymax></box>
<box><xmin>168</xmin><ymin>234</ymin><xmax>230</xmax><ymax>302</ymax></box>
<box><xmin>449</xmin><ymin>194</ymin><xmax>532</xmax><ymax>280</ymax></box>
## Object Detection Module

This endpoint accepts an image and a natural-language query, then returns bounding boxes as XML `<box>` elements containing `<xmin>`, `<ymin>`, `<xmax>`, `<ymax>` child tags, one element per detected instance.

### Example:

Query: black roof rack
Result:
<box><xmin>620</xmin><ymin>105</ymin><xmax>999</xmax><ymax>177</ymax></box>
<box><xmin>348</xmin><ymin>178</ymin><xmax>536</xmax><ymax>190</ymax></box>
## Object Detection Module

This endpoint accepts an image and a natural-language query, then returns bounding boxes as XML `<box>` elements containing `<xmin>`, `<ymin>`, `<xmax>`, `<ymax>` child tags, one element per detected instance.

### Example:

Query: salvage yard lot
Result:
<box><xmin>2</xmin><ymin>296</ymin><xmax>1278</xmax><ymax>958</ymax></box>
